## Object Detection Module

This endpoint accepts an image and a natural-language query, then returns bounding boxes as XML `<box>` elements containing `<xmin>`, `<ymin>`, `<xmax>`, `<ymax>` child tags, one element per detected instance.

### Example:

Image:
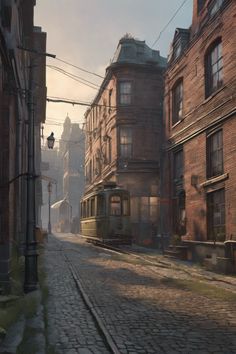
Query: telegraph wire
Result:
<box><xmin>53</xmin><ymin>57</ymin><xmax>104</xmax><ymax>79</ymax></box>
<box><xmin>46</xmin><ymin>96</ymin><xmax>162</xmax><ymax>112</ymax></box>
<box><xmin>151</xmin><ymin>0</ymin><xmax>189</xmax><ymax>48</ymax></box>
<box><xmin>47</xmin><ymin>65</ymin><xmax>102</xmax><ymax>88</ymax></box>
<box><xmin>47</xmin><ymin>65</ymin><xmax>101</xmax><ymax>91</ymax></box>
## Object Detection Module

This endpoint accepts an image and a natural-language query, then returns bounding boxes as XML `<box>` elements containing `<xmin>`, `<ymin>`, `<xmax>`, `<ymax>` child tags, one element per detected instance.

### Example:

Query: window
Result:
<box><xmin>207</xmin><ymin>129</ymin><xmax>223</xmax><ymax>178</ymax></box>
<box><xmin>173</xmin><ymin>149</ymin><xmax>185</xmax><ymax>235</ymax></box>
<box><xmin>140</xmin><ymin>197</ymin><xmax>158</xmax><ymax>223</ymax></box>
<box><xmin>119</xmin><ymin>82</ymin><xmax>132</xmax><ymax>105</ymax></box>
<box><xmin>173</xmin><ymin>42</ymin><xmax>181</xmax><ymax>60</ymax></box>
<box><xmin>197</xmin><ymin>0</ymin><xmax>205</xmax><ymax>14</ymax></box>
<box><xmin>90</xmin><ymin>198</ymin><xmax>95</xmax><ymax>217</ymax></box>
<box><xmin>205</xmin><ymin>39</ymin><xmax>223</xmax><ymax>97</ymax></box>
<box><xmin>120</xmin><ymin>127</ymin><xmax>132</xmax><ymax>158</ymax></box>
<box><xmin>122</xmin><ymin>197</ymin><xmax>130</xmax><ymax>216</ymax></box>
<box><xmin>207</xmin><ymin>189</ymin><xmax>225</xmax><ymax>242</ymax></box>
<box><xmin>110</xmin><ymin>195</ymin><xmax>121</xmax><ymax>216</ymax></box>
<box><xmin>209</xmin><ymin>0</ymin><xmax>224</xmax><ymax>16</ymax></box>
<box><xmin>97</xmin><ymin>195</ymin><xmax>105</xmax><ymax>216</ymax></box>
<box><xmin>172</xmin><ymin>80</ymin><xmax>183</xmax><ymax>125</ymax></box>
<box><xmin>149</xmin><ymin>197</ymin><xmax>158</xmax><ymax>223</ymax></box>
<box><xmin>173</xmin><ymin>149</ymin><xmax>183</xmax><ymax>182</ymax></box>
<box><xmin>108</xmin><ymin>89</ymin><xmax>112</xmax><ymax>112</ymax></box>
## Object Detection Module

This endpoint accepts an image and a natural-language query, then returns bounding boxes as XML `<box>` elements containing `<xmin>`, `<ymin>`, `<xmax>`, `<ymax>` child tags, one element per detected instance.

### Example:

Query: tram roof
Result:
<box><xmin>80</xmin><ymin>186</ymin><xmax>129</xmax><ymax>201</ymax></box>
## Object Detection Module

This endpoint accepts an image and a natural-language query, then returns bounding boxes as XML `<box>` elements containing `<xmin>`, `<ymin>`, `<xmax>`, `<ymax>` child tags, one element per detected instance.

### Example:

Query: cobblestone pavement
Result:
<box><xmin>44</xmin><ymin>236</ymin><xmax>111</xmax><ymax>354</ymax></box>
<box><xmin>45</xmin><ymin>234</ymin><xmax>236</xmax><ymax>354</ymax></box>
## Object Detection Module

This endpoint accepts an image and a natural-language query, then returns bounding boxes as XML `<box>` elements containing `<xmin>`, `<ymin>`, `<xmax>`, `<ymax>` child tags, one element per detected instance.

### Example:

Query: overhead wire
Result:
<box><xmin>53</xmin><ymin>57</ymin><xmax>105</xmax><ymax>79</ymax></box>
<box><xmin>47</xmin><ymin>65</ymin><xmax>101</xmax><ymax>91</ymax></box>
<box><xmin>151</xmin><ymin>0</ymin><xmax>189</xmax><ymax>48</ymax></box>
<box><xmin>46</xmin><ymin>96</ymin><xmax>162</xmax><ymax>112</ymax></box>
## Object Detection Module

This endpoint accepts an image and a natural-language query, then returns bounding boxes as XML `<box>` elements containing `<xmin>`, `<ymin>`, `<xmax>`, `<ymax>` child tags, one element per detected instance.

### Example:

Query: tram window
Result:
<box><xmin>80</xmin><ymin>203</ymin><xmax>83</xmax><ymax>217</ymax></box>
<box><xmin>110</xmin><ymin>195</ymin><xmax>121</xmax><ymax>216</ymax></box>
<box><xmin>122</xmin><ymin>197</ymin><xmax>129</xmax><ymax>215</ymax></box>
<box><xmin>91</xmin><ymin>198</ymin><xmax>95</xmax><ymax>216</ymax></box>
<box><xmin>97</xmin><ymin>195</ymin><xmax>105</xmax><ymax>216</ymax></box>
<box><xmin>83</xmin><ymin>201</ymin><xmax>87</xmax><ymax>218</ymax></box>
<box><xmin>86</xmin><ymin>201</ymin><xmax>89</xmax><ymax>218</ymax></box>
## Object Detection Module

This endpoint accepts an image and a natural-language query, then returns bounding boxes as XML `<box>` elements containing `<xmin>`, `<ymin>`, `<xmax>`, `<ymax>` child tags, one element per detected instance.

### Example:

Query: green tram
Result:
<box><xmin>80</xmin><ymin>184</ymin><xmax>132</xmax><ymax>245</ymax></box>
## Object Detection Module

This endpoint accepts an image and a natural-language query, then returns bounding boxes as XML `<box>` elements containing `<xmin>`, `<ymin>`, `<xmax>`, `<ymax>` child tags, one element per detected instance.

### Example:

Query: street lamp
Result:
<box><xmin>47</xmin><ymin>132</ymin><xmax>55</xmax><ymax>149</ymax></box>
<box><xmin>22</xmin><ymin>47</ymin><xmax>56</xmax><ymax>293</ymax></box>
<box><xmin>48</xmin><ymin>182</ymin><xmax>52</xmax><ymax>234</ymax></box>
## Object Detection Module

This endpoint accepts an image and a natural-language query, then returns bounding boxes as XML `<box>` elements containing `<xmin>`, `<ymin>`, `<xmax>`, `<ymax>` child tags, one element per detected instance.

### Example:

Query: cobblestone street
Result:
<box><xmin>44</xmin><ymin>234</ymin><xmax>236</xmax><ymax>354</ymax></box>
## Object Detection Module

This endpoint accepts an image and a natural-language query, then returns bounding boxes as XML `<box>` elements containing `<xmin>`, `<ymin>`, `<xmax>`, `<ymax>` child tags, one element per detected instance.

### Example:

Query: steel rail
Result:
<box><xmin>57</xmin><ymin>240</ymin><xmax>121</xmax><ymax>354</ymax></box>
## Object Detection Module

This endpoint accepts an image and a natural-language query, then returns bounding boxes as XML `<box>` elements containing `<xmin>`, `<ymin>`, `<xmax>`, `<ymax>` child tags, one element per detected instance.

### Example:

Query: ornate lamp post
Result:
<box><xmin>47</xmin><ymin>132</ymin><xmax>55</xmax><ymax>149</ymax></box>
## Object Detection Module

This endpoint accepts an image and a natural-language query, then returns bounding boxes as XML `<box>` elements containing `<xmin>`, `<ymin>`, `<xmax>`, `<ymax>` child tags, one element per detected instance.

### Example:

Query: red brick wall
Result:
<box><xmin>164</xmin><ymin>0</ymin><xmax>236</xmax><ymax>241</ymax></box>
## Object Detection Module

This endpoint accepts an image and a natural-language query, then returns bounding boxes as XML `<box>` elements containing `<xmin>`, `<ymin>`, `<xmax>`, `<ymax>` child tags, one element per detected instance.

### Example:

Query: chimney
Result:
<box><xmin>191</xmin><ymin>0</ymin><xmax>207</xmax><ymax>36</ymax></box>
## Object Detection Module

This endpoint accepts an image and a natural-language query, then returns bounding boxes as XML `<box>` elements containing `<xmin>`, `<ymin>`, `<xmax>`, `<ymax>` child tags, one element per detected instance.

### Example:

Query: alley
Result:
<box><xmin>44</xmin><ymin>234</ymin><xmax>236</xmax><ymax>354</ymax></box>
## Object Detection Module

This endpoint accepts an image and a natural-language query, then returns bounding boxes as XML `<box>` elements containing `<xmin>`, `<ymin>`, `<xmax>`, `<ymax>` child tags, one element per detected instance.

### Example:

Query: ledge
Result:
<box><xmin>182</xmin><ymin>240</ymin><xmax>225</xmax><ymax>247</ymax></box>
<box><xmin>200</xmin><ymin>173</ymin><xmax>229</xmax><ymax>188</ymax></box>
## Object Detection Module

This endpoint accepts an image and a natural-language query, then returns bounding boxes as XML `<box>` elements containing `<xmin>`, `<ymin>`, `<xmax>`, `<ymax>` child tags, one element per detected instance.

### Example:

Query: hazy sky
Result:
<box><xmin>35</xmin><ymin>0</ymin><xmax>193</xmax><ymax>144</ymax></box>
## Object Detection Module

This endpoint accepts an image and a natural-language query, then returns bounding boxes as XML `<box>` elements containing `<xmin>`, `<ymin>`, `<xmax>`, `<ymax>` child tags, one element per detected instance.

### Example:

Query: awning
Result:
<box><xmin>51</xmin><ymin>199</ymin><xmax>69</xmax><ymax>209</ymax></box>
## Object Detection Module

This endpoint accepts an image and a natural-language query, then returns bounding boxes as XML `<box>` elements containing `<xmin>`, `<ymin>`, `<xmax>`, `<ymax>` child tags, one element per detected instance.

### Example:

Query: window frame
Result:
<box><xmin>119</xmin><ymin>126</ymin><xmax>133</xmax><ymax>159</ymax></box>
<box><xmin>172</xmin><ymin>79</ymin><xmax>183</xmax><ymax>125</ymax></box>
<box><xmin>110</xmin><ymin>195</ymin><xmax>122</xmax><ymax>216</ymax></box>
<box><xmin>209</xmin><ymin>0</ymin><xmax>224</xmax><ymax>17</ymax></box>
<box><xmin>207</xmin><ymin>188</ymin><xmax>226</xmax><ymax>242</ymax></box>
<box><xmin>207</xmin><ymin>129</ymin><xmax>223</xmax><ymax>179</ymax></box>
<box><xmin>205</xmin><ymin>38</ymin><xmax>223</xmax><ymax>98</ymax></box>
<box><xmin>118</xmin><ymin>81</ymin><xmax>132</xmax><ymax>105</ymax></box>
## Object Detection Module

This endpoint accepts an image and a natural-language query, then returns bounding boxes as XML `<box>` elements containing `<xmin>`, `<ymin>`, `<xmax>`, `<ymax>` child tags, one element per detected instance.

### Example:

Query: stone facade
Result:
<box><xmin>164</xmin><ymin>0</ymin><xmax>236</xmax><ymax>266</ymax></box>
<box><xmin>84</xmin><ymin>36</ymin><xmax>166</xmax><ymax>245</ymax></box>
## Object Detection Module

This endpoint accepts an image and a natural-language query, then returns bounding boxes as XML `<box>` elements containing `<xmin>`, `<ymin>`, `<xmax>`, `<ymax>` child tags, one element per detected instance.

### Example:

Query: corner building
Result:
<box><xmin>84</xmin><ymin>36</ymin><xmax>166</xmax><ymax>245</ymax></box>
<box><xmin>164</xmin><ymin>0</ymin><xmax>236</xmax><ymax>269</ymax></box>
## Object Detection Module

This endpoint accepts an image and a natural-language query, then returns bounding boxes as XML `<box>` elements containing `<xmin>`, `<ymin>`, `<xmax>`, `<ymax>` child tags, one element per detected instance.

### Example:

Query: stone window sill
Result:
<box><xmin>200</xmin><ymin>173</ymin><xmax>229</xmax><ymax>188</ymax></box>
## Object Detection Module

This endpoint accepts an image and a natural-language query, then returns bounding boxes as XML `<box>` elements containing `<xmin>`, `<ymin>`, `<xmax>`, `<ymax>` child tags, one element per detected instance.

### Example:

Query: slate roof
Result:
<box><xmin>111</xmin><ymin>35</ymin><xmax>167</xmax><ymax>68</ymax></box>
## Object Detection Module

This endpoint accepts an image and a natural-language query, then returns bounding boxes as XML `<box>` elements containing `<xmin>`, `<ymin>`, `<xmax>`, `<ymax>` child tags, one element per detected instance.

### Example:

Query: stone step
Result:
<box><xmin>163</xmin><ymin>254</ymin><xmax>180</xmax><ymax>259</ymax></box>
<box><xmin>164</xmin><ymin>245</ymin><xmax>188</xmax><ymax>261</ymax></box>
<box><xmin>164</xmin><ymin>249</ymin><xmax>181</xmax><ymax>257</ymax></box>
<box><xmin>168</xmin><ymin>245</ymin><xmax>188</xmax><ymax>249</ymax></box>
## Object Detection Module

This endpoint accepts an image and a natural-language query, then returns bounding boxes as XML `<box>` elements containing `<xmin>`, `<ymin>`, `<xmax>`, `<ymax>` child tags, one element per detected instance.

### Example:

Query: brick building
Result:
<box><xmin>84</xmin><ymin>35</ymin><xmax>166</xmax><ymax>245</ymax></box>
<box><xmin>61</xmin><ymin>118</ymin><xmax>85</xmax><ymax>227</ymax></box>
<box><xmin>164</xmin><ymin>0</ymin><xmax>236</xmax><ymax>269</ymax></box>
<box><xmin>0</xmin><ymin>0</ymin><xmax>47</xmax><ymax>291</ymax></box>
<box><xmin>42</xmin><ymin>116</ymin><xmax>85</xmax><ymax>233</ymax></box>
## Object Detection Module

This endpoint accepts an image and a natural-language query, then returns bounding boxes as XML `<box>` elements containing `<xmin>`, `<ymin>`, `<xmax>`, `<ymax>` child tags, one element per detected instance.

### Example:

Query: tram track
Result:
<box><xmin>93</xmin><ymin>241</ymin><xmax>236</xmax><ymax>291</ymax></box>
<box><xmin>56</xmin><ymin>239</ymin><xmax>121</xmax><ymax>354</ymax></box>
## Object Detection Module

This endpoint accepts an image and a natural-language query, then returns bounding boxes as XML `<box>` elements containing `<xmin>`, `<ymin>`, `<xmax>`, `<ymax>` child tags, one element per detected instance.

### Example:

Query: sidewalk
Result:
<box><xmin>131</xmin><ymin>244</ymin><xmax>236</xmax><ymax>293</ymax></box>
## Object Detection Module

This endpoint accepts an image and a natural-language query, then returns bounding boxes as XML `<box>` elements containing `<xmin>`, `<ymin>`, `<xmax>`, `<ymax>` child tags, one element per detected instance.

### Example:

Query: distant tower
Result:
<box><xmin>59</xmin><ymin>114</ymin><xmax>71</xmax><ymax>157</ymax></box>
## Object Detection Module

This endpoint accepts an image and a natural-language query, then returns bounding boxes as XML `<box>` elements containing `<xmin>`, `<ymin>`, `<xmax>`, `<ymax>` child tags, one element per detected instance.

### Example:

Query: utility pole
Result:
<box><xmin>21</xmin><ymin>48</ymin><xmax>56</xmax><ymax>293</ymax></box>
<box><xmin>24</xmin><ymin>56</ymin><xmax>37</xmax><ymax>293</ymax></box>
<box><xmin>48</xmin><ymin>181</ymin><xmax>52</xmax><ymax>234</ymax></box>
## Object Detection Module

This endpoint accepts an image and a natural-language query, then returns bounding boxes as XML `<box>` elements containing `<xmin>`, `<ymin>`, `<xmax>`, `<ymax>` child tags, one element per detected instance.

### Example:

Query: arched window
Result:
<box><xmin>172</xmin><ymin>79</ymin><xmax>183</xmax><ymax>125</ymax></box>
<box><xmin>205</xmin><ymin>38</ymin><xmax>223</xmax><ymax>98</ymax></box>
